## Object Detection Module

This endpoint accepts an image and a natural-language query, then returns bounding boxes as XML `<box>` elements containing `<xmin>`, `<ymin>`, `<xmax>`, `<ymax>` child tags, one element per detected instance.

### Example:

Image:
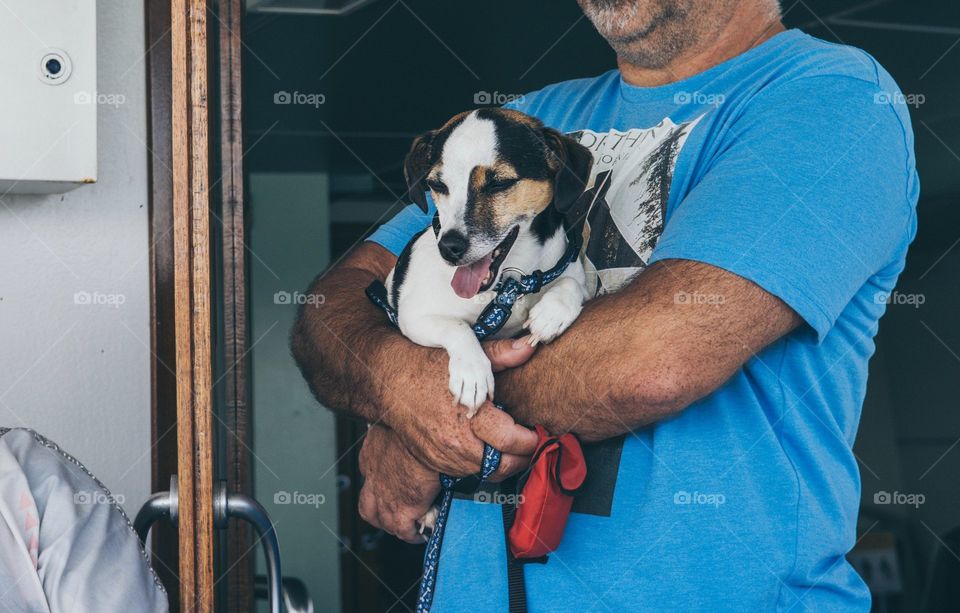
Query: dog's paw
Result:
<box><xmin>448</xmin><ymin>353</ymin><xmax>494</xmax><ymax>415</ymax></box>
<box><xmin>524</xmin><ymin>292</ymin><xmax>583</xmax><ymax>346</ymax></box>
<box><xmin>417</xmin><ymin>506</ymin><xmax>440</xmax><ymax>540</ymax></box>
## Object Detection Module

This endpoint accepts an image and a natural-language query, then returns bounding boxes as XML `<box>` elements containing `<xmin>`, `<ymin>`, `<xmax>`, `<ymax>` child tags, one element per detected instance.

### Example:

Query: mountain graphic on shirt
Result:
<box><xmin>570</xmin><ymin>117</ymin><xmax>702</xmax><ymax>295</ymax></box>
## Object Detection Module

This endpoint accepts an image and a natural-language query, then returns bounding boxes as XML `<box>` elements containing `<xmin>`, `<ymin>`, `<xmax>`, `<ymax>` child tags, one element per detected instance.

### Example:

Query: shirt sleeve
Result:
<box><xmin>649</xmin><ymin>74</ymin><xmax>918</xmax><ymax>341</ymax></box>
<box><xmin>365</xmin><ymin>198</ymin><xmax>435</xmax><ymax>256</ymax></box>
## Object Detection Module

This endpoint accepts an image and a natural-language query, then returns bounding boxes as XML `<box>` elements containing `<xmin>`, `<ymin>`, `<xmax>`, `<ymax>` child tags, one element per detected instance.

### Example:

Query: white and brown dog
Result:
<box><xmin>385</xmin><ymin>108</ymin><xmax>595</xmax><ymax>416</ymax></box>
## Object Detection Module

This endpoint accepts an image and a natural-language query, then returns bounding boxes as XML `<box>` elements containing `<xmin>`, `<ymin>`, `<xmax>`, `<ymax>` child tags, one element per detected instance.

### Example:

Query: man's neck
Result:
<box><xmin>618</xmin><ymin>9</ymin><xmax>786</xmax><ymax>88</ymax></box>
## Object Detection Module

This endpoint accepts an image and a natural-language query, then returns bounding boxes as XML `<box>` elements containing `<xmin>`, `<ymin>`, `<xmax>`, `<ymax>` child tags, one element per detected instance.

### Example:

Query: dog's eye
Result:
<box><xmin>425</xmin><ymin>179</ymin><xmax>448</xmax><ymax>194</ymax></box>
<box><xmin>486</xmin><ymin>178</ymin><xmax>519</xmax><ymax>193</ymax></box>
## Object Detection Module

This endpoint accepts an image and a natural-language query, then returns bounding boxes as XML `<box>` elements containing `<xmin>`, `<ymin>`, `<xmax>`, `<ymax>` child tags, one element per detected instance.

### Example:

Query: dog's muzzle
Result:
<box><xmin>437</xmin><ymin>230</ymin><xmax>469</xmax><ymax>264</ymax></box>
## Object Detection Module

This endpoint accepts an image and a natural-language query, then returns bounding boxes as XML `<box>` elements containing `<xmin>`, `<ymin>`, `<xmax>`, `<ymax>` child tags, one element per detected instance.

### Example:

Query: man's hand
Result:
<box><xmin>469</xmin><ymin>404</ymin><xmax>540</xmax><ymax>482</ymax></box>
<box><xmin>358</xmin><ymin>415</ymin><xmax>535</xmax><ymax>543</ymax></box>
<box><xmin>375</xmin><ymin>336</ymin><xmax>540</xmax><ymax>477</ymax></box>
<box><xmin>358</xmin><ymin>424</ymin><xmax>440</xmax><ymax>543</ymax></box>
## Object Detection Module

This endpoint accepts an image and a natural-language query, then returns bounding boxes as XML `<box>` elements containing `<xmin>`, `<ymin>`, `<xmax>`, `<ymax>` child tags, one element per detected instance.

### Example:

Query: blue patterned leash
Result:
<box><xmin>364</xmin><ymin>239</ymin><xmax>579</xmax><ymax>612</ymax></box>
<box><xmin>415</xmin><ymin>441</ymin><xmax>502</xmax><ymax>612</ymax></box>
<box><xmin>470</xmin><ymin>241</ymin><xmax>581</xmax><ymax>340</ymax></box>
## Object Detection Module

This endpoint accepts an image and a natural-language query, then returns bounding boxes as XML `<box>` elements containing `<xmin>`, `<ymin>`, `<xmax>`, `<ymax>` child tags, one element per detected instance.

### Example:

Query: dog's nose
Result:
<box><xmin>438</xmin><ymin>231</ymin><xmax>469</xmax><ymax>264</ymax></box>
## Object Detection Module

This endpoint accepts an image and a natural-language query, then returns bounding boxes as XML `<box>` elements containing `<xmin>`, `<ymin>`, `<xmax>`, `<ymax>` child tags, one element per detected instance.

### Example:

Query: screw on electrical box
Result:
<box><xmin>39</xmin><ymin>49</ymin><xmax>72</xmax><ymax>84</ymax></box>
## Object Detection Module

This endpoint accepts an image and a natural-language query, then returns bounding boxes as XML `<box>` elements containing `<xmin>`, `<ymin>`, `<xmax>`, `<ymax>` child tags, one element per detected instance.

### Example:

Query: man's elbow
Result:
<box><xmin>624</xmin><ymin>350</ymin><xmax>743</xmax><ymax>423</ymax></box>
<box><xmin>621</xmin><ymin>360</ymin><xmax>699</xmax><ymax>421</ymax></box>
<box><xmin>289</xmin><ymin>306</ymin><xmax>314</xmax><ymax>374</ymax></box>
<box><xmin>289</xmin><ymin>308</ymin><xmax>335</xmax><ymax>406</ymax></box>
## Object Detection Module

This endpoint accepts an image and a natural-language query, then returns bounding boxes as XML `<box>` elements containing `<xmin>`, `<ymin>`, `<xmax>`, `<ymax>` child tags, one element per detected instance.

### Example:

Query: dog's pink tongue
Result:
<box><xmin>451</xmin><ymin>255</ymin><xmax>492</xmax><ymax>299</ymax></box>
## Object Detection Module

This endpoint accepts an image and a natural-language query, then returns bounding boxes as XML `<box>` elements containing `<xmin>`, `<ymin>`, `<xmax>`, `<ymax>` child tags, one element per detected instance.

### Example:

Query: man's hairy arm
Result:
<box><xmin>483</xmin><ymin>259</ymin><xmax>801</xmax><ymax>442</ymax></box>
<box><xmin>290</xmin><ymin>242</ymin><xmax>398</xmax><ymax>423</ymax></box>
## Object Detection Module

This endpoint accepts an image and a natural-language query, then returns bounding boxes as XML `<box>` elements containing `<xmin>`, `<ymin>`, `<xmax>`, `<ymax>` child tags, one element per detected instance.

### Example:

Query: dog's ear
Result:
<box><xmin>403</xmin><ymin>130</ymin><xmax>437</xmax><ymax>212</ymax></box>
<box><xmin>542</xmin><ymin>128</ymin><xmax>593</xmax><ymax>215</ymax></box>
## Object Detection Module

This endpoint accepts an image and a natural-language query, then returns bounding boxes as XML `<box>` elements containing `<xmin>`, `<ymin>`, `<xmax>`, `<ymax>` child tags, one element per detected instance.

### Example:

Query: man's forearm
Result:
<box><xmin>495</xmin><ymin>282</ymin><xmax>679</xmax><ymax>441</ymax></box>
<box><xmin>290</xmin><ymin>244</ymin><xmax>401</xmax><ymax>423</ymax></box>
<box><xmin>494</xmin><ymin>260</ymin><xmax>800</xmax><ymax>441</ymax></box>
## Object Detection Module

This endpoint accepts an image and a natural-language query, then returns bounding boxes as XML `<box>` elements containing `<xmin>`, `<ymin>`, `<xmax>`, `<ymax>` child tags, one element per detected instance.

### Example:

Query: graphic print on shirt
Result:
<box><xmin>566</xmin><ymin>116</ymin><xmax>701</xmax><ymax>516</ymax></box>
<box><xmin>574</xmin><ymin>116</ymin><xmax>702</xmax><ymax>295</ymax></box>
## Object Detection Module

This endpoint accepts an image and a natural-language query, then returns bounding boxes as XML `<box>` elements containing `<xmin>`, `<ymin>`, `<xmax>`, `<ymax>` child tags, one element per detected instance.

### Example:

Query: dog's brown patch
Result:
<box><xmin>496</xmin><ymin>108</ymin><xmax>542</xmax><ymax>129</ymax></box>
<box><xmin>496</xmin><ymin>178</ymin><xmax>553</xmax><ymax>220</ymax></box>
<box><xmin>468</xmin><ymin>175</ymin><xmax>554</xmax><ymax>232</ymax></box>
<box><xmin>469</xmin><ymin>165</ymin><xmax>489</xmax><ymax>195</ymax></box>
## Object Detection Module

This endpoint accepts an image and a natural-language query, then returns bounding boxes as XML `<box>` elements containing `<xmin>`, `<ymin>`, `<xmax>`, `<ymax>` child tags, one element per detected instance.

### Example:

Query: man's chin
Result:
<box><xmin>579</xmin><ymin>0</ymin><xmax>644</xmax><ymax>37</ymax></box>
<box><xmin>582</xmin><ymin>1</ymin><xmax>690</xmax><ymax>66</ymax></box>
<box><xmin>596</xmin><ymin>10</ymin><xmax>667</xmax><ymax>44</ymax></box>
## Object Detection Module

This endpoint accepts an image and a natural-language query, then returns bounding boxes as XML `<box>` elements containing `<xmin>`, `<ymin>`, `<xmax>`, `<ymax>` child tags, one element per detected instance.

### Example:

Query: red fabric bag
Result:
<box><xmin>508</xmin><ymin>426</ymin><xmax>587</xmax><ymax>559</ymax></box>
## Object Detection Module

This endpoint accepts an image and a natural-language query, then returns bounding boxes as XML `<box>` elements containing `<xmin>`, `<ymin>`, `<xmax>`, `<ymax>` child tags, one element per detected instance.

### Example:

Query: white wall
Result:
<box><xmin>0</xmin><ymin>0</ymin><xmax>151</xmax><ymax>515</ymax></box>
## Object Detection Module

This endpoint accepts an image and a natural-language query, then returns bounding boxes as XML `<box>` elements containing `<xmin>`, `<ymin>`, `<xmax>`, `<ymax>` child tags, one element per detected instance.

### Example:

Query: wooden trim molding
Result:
<box><xmin>171</xmin><ymin>0</ymin><xmax>215</xmax><ymax>610</ymax></box>
<box><xmin>146</xmin><ymin>0</ymin><xmax>181</xmax><ymax>606</ymax></box>
<box><xmin>217</xmin><ymin>0</ymin><xmax>255</xmax><ymax>609</ymax></box>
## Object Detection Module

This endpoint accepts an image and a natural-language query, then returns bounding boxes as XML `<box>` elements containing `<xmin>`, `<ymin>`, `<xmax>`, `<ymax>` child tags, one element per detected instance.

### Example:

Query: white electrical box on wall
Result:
<box><xmin>0</xmin><ymin>1</ymin><xmax>97</xmax><ymax>194</ymax></box>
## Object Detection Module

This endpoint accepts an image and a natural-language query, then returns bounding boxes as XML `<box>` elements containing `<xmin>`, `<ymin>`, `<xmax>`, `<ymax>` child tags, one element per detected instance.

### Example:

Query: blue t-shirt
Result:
<box><xmin>367</xmin><ymin>29</ymin><xmax>918</xmax><ymax>612</ymax></box>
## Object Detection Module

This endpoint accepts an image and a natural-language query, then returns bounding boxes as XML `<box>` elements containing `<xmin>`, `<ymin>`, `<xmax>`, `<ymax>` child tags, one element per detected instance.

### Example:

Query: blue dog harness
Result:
<box><xmin>364</xmin><ymin>239</ymin><xmax>580</xmax><ymax>613</ymax></box>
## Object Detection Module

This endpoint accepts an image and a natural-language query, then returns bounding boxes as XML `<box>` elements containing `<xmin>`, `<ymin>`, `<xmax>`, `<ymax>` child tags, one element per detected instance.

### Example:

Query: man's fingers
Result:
<box><xmin>385</xmin><ymin>511</ymin><xmax>422</xmax><ymax>544</ymax></box>
<box><xmin>488</xmin><ymin>452</ymin><xmax>532</xmax><ymax>483</ymax></box>
<box><xmin>471</xmin><ymin>406</ymin><xmax>539</xmax><ymax>455</ymax></box>
<box><xmin>483</xmin><ymin>337</ymin><xmax>537</xmax><ymax>372</ymax></box>
<box><xmin>432</xmin><ymin>428</ymin><xmax>487</xmax><ymax>477</ymax></box>
<box><xmin>359</xmin><ymin>486</ymin><xmax>425</xmax><ymax>543</ymax></box>
<box><xmin>358</xmin><ymin>489</ymin><xmax>380</xmax><ymax>528</ymax></box>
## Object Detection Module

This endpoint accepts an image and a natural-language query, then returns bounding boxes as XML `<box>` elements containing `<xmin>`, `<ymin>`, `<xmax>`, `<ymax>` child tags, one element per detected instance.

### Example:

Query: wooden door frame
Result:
<box><xmin>170</xmin><ymin>0</ymin><xmax>216</xmax><ymax>609</ymax></box>
<box><xmin>216</xmin><ymin>0</ymin><xmax>255</xmax><ymax>609</ymax></box>
<box><xmin>146</xmin><ymin>0</ymin><xmax>181</xmax><ymax>607</ymax></box>
<box><xmin>149</xmin><ymin>0</ymin><xmax>253</xmax><ymax>610</ymax></box>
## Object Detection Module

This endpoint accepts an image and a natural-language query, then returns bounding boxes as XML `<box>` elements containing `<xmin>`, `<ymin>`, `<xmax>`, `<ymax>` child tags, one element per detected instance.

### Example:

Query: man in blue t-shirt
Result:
<box><xmin>292</xmin><ymin>0</ymin><xmax>918</xmax><ymax>610</ymax></box>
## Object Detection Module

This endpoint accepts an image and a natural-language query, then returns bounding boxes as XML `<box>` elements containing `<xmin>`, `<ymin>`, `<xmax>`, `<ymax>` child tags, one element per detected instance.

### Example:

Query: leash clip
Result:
<box><xmin>500</xmin><ymin>267</ymin><xmax>526</xmax><ymax>282</ymax></box>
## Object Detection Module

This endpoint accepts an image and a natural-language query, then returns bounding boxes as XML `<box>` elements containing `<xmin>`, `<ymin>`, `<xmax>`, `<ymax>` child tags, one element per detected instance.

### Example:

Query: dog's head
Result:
<box><xmin>404</xmin><ymin>108</ymin><xmax>593</xmax><ymax>298</ymax></box>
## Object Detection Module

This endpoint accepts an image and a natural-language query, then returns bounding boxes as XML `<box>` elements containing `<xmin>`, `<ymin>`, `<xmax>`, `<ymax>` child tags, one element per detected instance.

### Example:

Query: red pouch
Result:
<box><xmin>508</xmin><ymin>426</ymin><xmax>587</xmax><ymax>559</ymax></box>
